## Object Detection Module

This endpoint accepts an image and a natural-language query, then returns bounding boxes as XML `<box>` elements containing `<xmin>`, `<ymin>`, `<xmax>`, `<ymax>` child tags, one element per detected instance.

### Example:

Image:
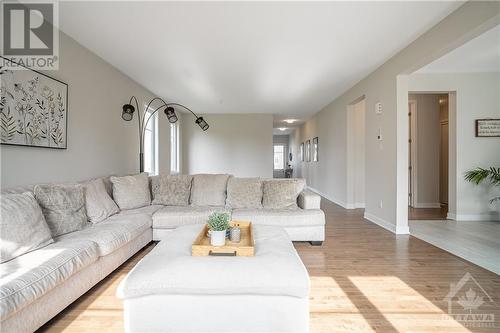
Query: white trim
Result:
<box><xmin>413</xmin><ymin>203</ymin><xmax>442</xmax><ymax>208</ymax></box>
<box><xmin>307</xmin><ymin>186</ymin><xmax>348</xmax><ymax>209</ymax></box>
<box><xmin>364</xmin><ymin>212</ymin><xmax>410</xmax><ymax>234</ymax></box>
<box><xmin>346</xmin><ymin>202</ymin><xmax>365</xmax><ymax>209</ymax></box>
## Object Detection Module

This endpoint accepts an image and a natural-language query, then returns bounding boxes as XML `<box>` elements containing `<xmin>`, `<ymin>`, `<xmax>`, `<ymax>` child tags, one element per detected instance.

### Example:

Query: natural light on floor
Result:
<box><xmin>347</xmin><ymin>276</ymin><xmax>472</xmax><ymax>333</ymax></box>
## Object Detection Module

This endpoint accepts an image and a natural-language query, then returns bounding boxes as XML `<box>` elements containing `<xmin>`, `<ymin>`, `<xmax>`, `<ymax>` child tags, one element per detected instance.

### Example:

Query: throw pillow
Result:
<box><xmin>110</xmin><ymin>173</ymin><xmax>151</xmax><ymax>210</ymax></box>
<box><xmin>151</xmin><ymin>174</ymin><xmax>192</xmax><ymax>206</ymax></box>
<box><xmin>34</xmin><ymin>183</ymin><xmax>88</xmax><ymax>237</ymax></box>
<box><xmin>262</xmin><ymin>179</ymin><xmax>303</xmax><ymax>209</ymax></box>
<box><xmin>190</xmin><ymin>174</ymin><xmax>230</xmax><ymax>206</ymax></box>
<box><xmin>0</xmin><ymin>192</ymin><xmax>54</xmax><ymax>263</ymax></box>
<box><xmin>84</xmin><ymin>178</ymin><xmax>120</xmax><ymax>223</ymax></box>
<box><xmin>226</xmin><ymin>177</ymin><xmax>263</xmax><ymax>209</ymax></box>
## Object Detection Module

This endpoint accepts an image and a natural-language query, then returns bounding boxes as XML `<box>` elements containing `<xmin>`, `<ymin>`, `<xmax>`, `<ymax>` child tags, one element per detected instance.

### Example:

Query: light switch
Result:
<box><xmin>377</xmin><ymin>128</ymin><xmax>383</xmax><ymax>141</ymax></box>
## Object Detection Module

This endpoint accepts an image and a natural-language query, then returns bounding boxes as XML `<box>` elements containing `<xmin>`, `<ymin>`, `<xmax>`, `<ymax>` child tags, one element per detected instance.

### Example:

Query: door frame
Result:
<box><xmin>408</xmin><ymin>100</ymin><xmax>418</xmax><ymax>208</ymax></box>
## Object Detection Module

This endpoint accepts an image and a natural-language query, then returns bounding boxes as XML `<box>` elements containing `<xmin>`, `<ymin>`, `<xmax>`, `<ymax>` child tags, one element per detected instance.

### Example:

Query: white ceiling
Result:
<box><xmin>417</xmin><ymin>24</ymin><xmax>500</xmax><ymax>73</ymax></box>
<box><xmin>59</xmin><ymin>1</ymin><xmax>461</xmax><ymax>120</ymax></box>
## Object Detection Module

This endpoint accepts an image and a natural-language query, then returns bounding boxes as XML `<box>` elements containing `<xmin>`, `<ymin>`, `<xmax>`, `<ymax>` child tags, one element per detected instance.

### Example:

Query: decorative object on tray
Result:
<box><xmin>192</xmin><ymin>221</ymin><xmax>254</xmax><ymax>256</ymax></box>
<box><xmin>0</xmin><ymin>57</ymin><xmax>68</xmax><ymax>149</ymax></box>
<box><xmin>312</xmin><ymin>137</ymin><xmax>319</xmax><ymax>161</ymax></box>
<box><xmin>229</xmin><ymin>225</ymin><xmax>241</xmax><ymax>243</ymax></box>
<box><xmin>475</xmin><ymin>119</ymin><xmax>500</xmax><ymax>137</ymax></box>
<box><xmin>207</xmin><ymin>212</ymin><xmax>230</xmax><ymax>246</ymax></box>
<box><xmin>121</xmin><ymin>96</ymin><xmax>209</xmax><ymax>172</ymax></box>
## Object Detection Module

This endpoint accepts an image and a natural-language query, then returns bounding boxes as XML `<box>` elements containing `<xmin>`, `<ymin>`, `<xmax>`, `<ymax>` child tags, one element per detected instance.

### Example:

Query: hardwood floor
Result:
<box><xmin>409</xmin><ymin>205</ymin><xmax>448</xmax><ymax>220</ymax></box>
<box><xmin>39</xmin><ymin>199</ymin><xmax>500</xmax><ymax>333</ymax></box>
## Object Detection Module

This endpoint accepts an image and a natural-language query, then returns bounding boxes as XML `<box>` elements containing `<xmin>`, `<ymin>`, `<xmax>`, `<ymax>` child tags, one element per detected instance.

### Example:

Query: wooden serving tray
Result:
<box><xmin>192</xmin><ymin>221</ymin><xmax>254</xmax><ymax>257</ymax></box>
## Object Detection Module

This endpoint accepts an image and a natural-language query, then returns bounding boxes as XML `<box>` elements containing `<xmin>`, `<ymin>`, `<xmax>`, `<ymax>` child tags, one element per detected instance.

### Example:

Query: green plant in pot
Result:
<box><xmin>464</xmin><ymin>167</ymin><xmax>500</xmax><ymax>203</ymax></box>
<box><xmin>207</xmin><ymin>212</ymin><xmax>230</xmax><ymax>246</ymax></box>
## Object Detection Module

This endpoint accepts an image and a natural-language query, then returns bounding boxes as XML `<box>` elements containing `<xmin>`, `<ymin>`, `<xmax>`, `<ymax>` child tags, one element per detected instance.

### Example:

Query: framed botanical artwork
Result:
<box><xmin>313</xmin><ymin>137</ymin><xmax>319</xmax><ymax>162</ymax></box>
<box><xmin>300</xmin><ymin>142</ymin><xmax>304</xmax><ymax>161</ymax></box>
<box><xmin>0</xmin><ymin>57</ymin><xmax>68</xmax><ymax>149</ymax></box>
<box><xmin>305</xmin><ymin>139</ymin><xmax>311</xmax><ymax>162</ymax></box>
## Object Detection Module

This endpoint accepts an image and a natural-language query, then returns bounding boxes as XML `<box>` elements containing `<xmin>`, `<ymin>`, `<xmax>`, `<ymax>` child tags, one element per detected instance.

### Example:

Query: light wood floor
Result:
<box><xmin>39</xmin><ymin>200</ymin><xmax>500</xmax><ymax>333</ymax></box>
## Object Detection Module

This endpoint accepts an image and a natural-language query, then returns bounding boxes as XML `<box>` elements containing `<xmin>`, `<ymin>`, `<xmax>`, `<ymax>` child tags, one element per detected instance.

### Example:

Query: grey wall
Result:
<box><xmin>0</xmin><ymin>31</ymin><xmax>159</xmax><ymax>189</ymax></box>
<box><xmin>182</xmin><ymin>114</ymin><xmax>273</xmax><ymax>177</ymax></box>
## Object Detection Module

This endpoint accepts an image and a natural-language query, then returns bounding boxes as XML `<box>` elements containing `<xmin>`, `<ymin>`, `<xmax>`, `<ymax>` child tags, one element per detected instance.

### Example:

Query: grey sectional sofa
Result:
<box><xmin>0</xmin><ymin>174</ymin><xmax>324</xmax><ymax>333</ymax></box>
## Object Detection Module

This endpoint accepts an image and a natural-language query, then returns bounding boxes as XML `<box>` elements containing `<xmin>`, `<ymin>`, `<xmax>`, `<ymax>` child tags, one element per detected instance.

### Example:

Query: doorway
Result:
<box><xmin>408</xmin><ymin>93</ymin><xmax>449</xmax><ymax>220</ymax></box>
<box><xmin>346</xmin><ymin>97</ymin><xmax>366</xmax><ymax>209</ymax></box>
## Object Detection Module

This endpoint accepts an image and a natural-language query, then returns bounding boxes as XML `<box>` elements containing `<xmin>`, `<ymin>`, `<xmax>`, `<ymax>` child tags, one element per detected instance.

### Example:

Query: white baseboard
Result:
<box><xmin>448</xmin><ymin>212</ymin><xmax>500</xmax><ymax>221</ymax></box>
<box><xmin>413</xmin><ymin>203</ymin><xmax>441</xmax><ymax>209</ymax></box>
<box><xmin>364</xmin><ymin>212</ymin><xmax>409</xmax><ymax>235</ymax></box>
<box><xmin>307</xmin><ymin>186</ymin><xmax>348</xmax><ymax>209</ymax></box>
<box><xmin>346</xmin><ymin>202</ymin><xmax>366</xmax><ymax>209</ymax></box>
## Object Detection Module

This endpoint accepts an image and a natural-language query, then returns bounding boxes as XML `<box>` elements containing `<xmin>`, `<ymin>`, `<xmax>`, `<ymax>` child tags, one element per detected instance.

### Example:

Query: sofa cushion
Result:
<box><xmin>110</xmin><ymin>173</ymin><xmax>151</xmax><ymax>210</ymax></box>
<box><xmin>226</xmin><ymin>177</ymin><xmax>263</xmax><ymax>209</ymax></box>
<box><xmin>84</xmin><ymin>178</ymin><xmax>120</xmax><ymax>223</ymax></box>
<box><xmin>190</xmin><ymin>174</ymin><xmax>230</xmax><ymax>206</ymax></box>
<box><xmin>0</xmin><ymin>192</ymin><xmax>54</xmax><ymax>263</ymax></box>
<box><xmin>153</xmin><ymin>206</ymin><xmax>231</xmax><ymax>229</ymax></box>
<box><xmin>151</xmin><ymin>174</ymin><xmax>192</xmax><ymax>206</ymax></box>
<box><xmin>56</xmin><ymin>213</ymin><xmax>152</xmax><ymax>256</ymax></box>
<box><xmin>0</xmin><ymin>238</ymin><xmax>98</xmax><ymax>320</ymax></box>
<box><xmin>262</xmin><ymin>179</ymin><xmax>305</xmax><ymax>209</ymax></box>
<box><xmin>232</xmin><ymin>208</ymin><xmax>325</xmax><ymax>227</ymax></box>
<box><xmin>34</xmin><ymin>183</ymin><xmax>89</xmax><ymax>237</ymax></box>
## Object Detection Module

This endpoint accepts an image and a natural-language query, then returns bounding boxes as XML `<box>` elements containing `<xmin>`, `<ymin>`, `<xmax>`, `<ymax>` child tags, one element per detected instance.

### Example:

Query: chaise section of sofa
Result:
<box><xmin>0</xmin><ymin>179</ymin><xmax>157</xmax><ymax>333</ymax></box>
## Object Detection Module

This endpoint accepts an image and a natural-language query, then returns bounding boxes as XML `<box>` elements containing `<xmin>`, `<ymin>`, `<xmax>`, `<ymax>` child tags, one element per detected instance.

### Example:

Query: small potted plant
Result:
<box><xmin>207</xmin><ymin>212</ymin><xmax>230</xmax><ymax>246</ymax></box>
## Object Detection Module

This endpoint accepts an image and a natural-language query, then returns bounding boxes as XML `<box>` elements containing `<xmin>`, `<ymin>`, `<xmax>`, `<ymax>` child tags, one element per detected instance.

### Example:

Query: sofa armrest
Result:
<box><xmin>298</xmin><ymin>190</ymin><xmax>321</xmax><ymax>210</ymax></box>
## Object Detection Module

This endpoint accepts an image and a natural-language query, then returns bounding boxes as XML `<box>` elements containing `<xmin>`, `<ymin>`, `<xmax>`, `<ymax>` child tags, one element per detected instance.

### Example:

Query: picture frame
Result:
<box><xmin>305</xmin><ymin>139</ymin><xmax>311</xmax><ymax>162</ymax></box>
<box><xmin>300</xmin><ymin>142</ymin><xmax>304</xmax><ymax>161</ymax></box>
<box><xmin>313</xmin><ymin>137</ymin><xmax>318</xmax><ymax>162</ymax></box>
<box><xmin>475</xmin><ymin>119</ymin><xmax>500</xmax><ymax>137</ymax></box>
<box><xmin>1</xmin><ymin>56</ymin><xmax>68</xmax><ymax>149</ymax></box>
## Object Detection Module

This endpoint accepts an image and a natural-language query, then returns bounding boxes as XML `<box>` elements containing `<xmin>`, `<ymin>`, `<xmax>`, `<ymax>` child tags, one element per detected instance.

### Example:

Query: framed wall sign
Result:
<box><xmin>0</xmin><ymin>57</ymin><xmax>68</xmax><ymax>149</ymax></box>
<box><xmin>300</xmin><ymin>142</ymin><xmax>304</xmax><ymax>161</ymax></box>
<box><xmin>312</xmin><ymin>137</ymin><xmax>318</xmax><ymax>162</ymax></box>
<box><xmin>305</xmin><ymin>140</ymin><xmax>311</xmax><ymax>162</ymax></box>
<box><xmin>476</xmin><ymin>119</ymin><xmax>500</xmax><ymax>137</ymax></box>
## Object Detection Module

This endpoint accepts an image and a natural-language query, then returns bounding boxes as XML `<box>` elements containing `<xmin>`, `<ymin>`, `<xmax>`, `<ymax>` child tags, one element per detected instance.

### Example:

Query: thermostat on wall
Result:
<box><xmin>375</xmin><ymin>102</ymin><xmax>383</xmax><ymax>114</ymax></box>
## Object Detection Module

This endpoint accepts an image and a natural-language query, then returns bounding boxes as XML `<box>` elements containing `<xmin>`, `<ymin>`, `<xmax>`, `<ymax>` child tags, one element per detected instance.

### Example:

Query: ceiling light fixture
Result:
<box><xmin>284</xmin><ymin>119</ymin><xmax>297</xmax><ymax>124</ymax></box>
<box><xmin>279</xmin><ymin>128</ymin><xmax>287</xmax><ymax>131</ymax></box>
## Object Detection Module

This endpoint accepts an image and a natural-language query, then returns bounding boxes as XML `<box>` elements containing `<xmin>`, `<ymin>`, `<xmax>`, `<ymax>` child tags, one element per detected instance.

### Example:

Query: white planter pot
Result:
<box><xmin>210</xmin><ymin>230</ymin><xmax>226</xmax><ymax>246</ymax></box>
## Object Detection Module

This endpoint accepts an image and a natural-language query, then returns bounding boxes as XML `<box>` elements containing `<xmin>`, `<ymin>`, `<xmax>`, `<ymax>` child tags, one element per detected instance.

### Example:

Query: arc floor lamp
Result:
<box><xmin>122</xmin><ymin>96</ymin><xmax>209</xmax><ymax>172</ymax></box>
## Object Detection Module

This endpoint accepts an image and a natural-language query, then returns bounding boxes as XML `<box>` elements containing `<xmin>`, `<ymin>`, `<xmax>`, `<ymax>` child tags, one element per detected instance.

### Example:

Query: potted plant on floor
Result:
<box><xmin>208</xmin><ymin>212</ymin><xmax>230</xmax><ymax>246</ymax></box>
<box><xmin>465</xmin><ymin>167</ymin><xmax>500</xmax><ymax>203</ymax></box>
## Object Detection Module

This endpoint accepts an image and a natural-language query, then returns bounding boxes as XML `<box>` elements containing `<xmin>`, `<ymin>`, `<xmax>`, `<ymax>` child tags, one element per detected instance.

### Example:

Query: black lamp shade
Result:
<box><xmin>196</xmin><ymin>117</ymin><xmax>209</xmax><ymax>131</ymax></box>
<box><xmin>122</xmin><ymin>104</ymin><xmax>135</xmax><ymax>121</ymax></box>
<box><xmin>164</xmin><ymin>106</ymin><xmax>178</xmax><ymax>123</ymax></box>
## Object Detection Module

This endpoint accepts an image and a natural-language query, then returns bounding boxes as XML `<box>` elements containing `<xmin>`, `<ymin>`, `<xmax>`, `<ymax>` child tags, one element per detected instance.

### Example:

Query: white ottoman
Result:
<box><xmin>117</xmin><ymin>224</ymin><xmax>310</xmax><ymax>332</ymax></box>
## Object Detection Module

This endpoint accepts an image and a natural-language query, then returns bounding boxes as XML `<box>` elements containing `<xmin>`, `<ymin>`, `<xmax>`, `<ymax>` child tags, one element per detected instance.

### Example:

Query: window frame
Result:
<box><xmin>273</xmin><ymin>144</ymin><xmax>286</xmax><ymax>170</ymax></box>
<box><xmin>170</xmin><ymin>121</ymin><xmax>180</xmax><ymax>174</ymax></box>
